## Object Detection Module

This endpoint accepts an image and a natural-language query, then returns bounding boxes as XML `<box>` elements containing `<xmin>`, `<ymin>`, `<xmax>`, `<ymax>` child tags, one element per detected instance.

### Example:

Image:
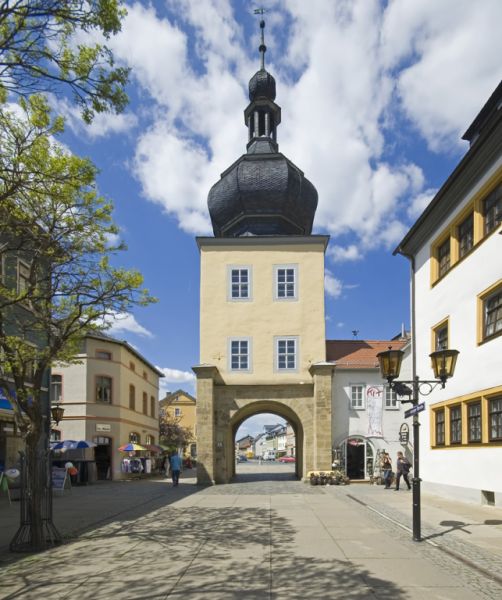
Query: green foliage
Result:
<box><xmin>0</xmin><ymin>0</ymin><xmax>129</xmax><ymax>121</ymax></box>
<box><xmin>0</xmin><ymin>97</ymin><xmax>155</xmax><ymax>438</ymax></box>
<box><xmin>159</xmin><ymin>411</ymin><xmax>194</xmax><ymax>450</ymax></box>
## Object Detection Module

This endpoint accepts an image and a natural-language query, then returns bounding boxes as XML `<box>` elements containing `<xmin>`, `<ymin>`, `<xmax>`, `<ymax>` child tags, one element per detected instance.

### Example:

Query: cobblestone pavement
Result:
<box><xmin>0</xmin><ymin>463</ymin><xmax>501</xmax><ymax>599</ymax></box>
<box><xmin>329</xmin><ymin>485</ymin><xmax>502</xmax><ymax>600</ymax></box>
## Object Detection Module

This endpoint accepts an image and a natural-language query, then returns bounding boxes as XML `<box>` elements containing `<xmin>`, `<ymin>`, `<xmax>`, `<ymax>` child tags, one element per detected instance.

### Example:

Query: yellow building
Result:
<box><xmin>193</xmin><ymin>21</ymin><xmax>333</xmax><ymax>484</ymax></box>
<box><xmin>52</xmin><ymin>332</ymin><xmax>163</xmax><ymax>480</ymax></box>
<box><xmin>159</xmin><ymin>389</ymin><xmax>197</xmax><ymax>457</ymax></box>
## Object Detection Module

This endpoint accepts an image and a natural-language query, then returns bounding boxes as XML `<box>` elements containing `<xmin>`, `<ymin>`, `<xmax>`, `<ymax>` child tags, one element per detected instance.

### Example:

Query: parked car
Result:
<box><xmin>236</xmin><ymin>455</ymin><xmax>248</xmax><ymax>462</ymax></box>
<box><xmin>262</xmin><ymin>450</ymin><xmax>276</xmax><ymax>461</ymax></box>
<box><xmin>278</xmin><ymin>456</ymin><xmax>295</xmax><ymax>463</ymax></box>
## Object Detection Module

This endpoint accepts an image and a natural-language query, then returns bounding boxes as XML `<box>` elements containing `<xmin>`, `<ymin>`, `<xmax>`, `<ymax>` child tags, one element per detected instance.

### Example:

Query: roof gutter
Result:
<box><xmin>393</xmin><ymin>248</ymin><xmax>417</xmax><ymax>382</ymax></box>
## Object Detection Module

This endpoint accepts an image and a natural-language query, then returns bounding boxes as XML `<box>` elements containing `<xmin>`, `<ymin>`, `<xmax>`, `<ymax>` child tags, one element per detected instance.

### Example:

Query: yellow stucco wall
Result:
<box><xmin>199</xmin><ymin>237</ymin><xmax>328</xmax><ymax>385</ymax></box>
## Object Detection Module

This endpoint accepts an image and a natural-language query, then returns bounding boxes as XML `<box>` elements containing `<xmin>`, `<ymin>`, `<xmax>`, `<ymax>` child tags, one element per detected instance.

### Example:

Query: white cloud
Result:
<box><xmin>407</xmin><ymin>189</ymin><xmax>437</xmax><ymax>220</ymax></box>
<box><xmin>104</xmin><ymin>312</ymin><xmax>153</xmax><ymax>338</ymax></box>
<box><xmin>107</xmin><ymin>1</ymin><xmax>501</xmax><ymax>253</ymax></box>
<box><xmin>157</xmin><ymin>367</ymin><xmax>196</xmax><ymax>395</ymax></box>
<box><xmin>327</xmin><ymin>244</ymin><xmax>363</xmax><ymax>263</ymax></box>
<box><xmin>51</xmin><ymin>97</ymin><xmax>137</xmax><ymax>139</ymax></box>
<box><xmin>324</xmin><ymin>270</ymin><xmax>344</xmax><ymax>299</ymax></box>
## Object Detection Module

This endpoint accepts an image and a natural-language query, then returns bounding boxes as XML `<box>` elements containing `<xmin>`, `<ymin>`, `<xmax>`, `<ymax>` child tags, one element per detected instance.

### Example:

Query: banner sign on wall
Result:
<box><xmin>366</xmin><ymin>385</ymin><xmax>384</xmax><ymax>437</ymax></box>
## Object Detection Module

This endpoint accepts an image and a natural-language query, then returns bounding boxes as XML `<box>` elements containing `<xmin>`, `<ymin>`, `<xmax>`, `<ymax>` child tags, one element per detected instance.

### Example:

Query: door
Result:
<box><xmin>94</xmin><ymin>436</ymin><xmax>112</xmax><ymax>480</ymax></box>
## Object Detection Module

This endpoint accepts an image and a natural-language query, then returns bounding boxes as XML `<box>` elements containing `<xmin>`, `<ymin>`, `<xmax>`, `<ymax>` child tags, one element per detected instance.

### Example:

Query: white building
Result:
<box><xmin>395</xmin><ymin>80</ymin><xmax>502</xmax><ymax>505</ymax></box>
<box><xmin>329</xmin><ymin>338</ymin><xmax>412</xmax><ymax>480</ymax></box>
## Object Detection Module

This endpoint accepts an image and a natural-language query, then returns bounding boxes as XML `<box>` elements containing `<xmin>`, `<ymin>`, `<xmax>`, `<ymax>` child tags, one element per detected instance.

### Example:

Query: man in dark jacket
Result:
<box><xmin>395</xmin><ymin>451</ymin><xmax>411</xmax><ymax>490</ymax></box>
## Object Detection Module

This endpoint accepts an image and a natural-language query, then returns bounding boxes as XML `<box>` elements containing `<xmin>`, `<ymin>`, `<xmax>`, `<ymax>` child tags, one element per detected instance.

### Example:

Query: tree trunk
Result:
<box><xmin>25</xmin><ymin>427</ymin><xmax>46</xmax><ymax>550</ymax></box>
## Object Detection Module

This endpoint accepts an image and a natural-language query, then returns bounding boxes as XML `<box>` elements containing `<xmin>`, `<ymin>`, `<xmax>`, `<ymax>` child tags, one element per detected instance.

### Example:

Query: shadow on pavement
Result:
<box><xmin>0</xmin><ymin>476</ymin><xmax>203</xmax><ymax>567</ymax></box>
<box><xmin>423</xmin><ymin>518</ymin><xmax>502</xmax><ymax>541</ymax></box>
<box><xmin>1</xmin><ymin>505</ymin><xmax>408</xmax><ymax>600</ymax></box>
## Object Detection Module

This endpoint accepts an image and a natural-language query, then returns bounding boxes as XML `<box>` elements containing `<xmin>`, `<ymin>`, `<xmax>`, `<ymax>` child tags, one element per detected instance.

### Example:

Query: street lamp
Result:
<box><xmin>50</xmin><ymin>403</ymin><xmax>64</xmax><ymax>426</ymax></box>
<box><xmin>376</xmin><ymin>346</ymin><xmax>459</xmax><ymax>541</ymax></box>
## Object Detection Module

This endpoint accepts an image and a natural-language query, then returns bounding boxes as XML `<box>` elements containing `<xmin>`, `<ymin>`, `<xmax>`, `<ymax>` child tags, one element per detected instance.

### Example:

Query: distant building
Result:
<box><xmin>52</xmin><ymin>332</ymin><xmax>162</xmax><ymax>480</ymax></box>
<box><xmin>328</xmin><ymin>339</ymin><xmax>411</xmax><ymax>480</ymax></box>
<box><xmin>395</xmin><ymin>80</ymin><xmax>502</xmax><ymax>505</ymax></box>
<box><xmin>159</xmin><ymin>389</ymin><xmax>197</xmax><ymax>457</ymax></box>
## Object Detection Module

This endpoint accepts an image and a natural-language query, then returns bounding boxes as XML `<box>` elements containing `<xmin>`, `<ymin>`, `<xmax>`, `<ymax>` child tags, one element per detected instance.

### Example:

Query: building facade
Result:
<box><xmin>328</xmin><ymin>339</ymin><xmax>412</xmax><ymax>480</ymax></box>
<box><xmin>159</xmin><ymin>389</ymin><xmax>197</xmax><ymax>457</ymax></box>
<box><xmin>395</xmin><ymin>81</ymin><xmax>502</xmax><ymax>505</ymax></box>
<box><xmin>52</xmin><ymin>332</ymin><xmax>162</xmax><ymax>480</ymax></box>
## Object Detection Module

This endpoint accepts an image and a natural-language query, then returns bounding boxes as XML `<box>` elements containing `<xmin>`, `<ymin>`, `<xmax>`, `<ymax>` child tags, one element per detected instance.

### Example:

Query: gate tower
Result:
<box><xmin>194</xmin><ymin>19</ymin><xmax>333</xmax><ymax>483</ymax></box>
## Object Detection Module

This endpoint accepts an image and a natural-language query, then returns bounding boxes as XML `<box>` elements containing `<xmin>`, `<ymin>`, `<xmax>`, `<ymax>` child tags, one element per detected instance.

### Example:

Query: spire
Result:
<box><xmin>259</xmin><ymin>18</ymin><xmax>266</xmax><ymax>70</ymax></box>
<box><xmin>254</xmin><ymin>8</ymin><xmax>267</xmax><ymax>70</ymax></box>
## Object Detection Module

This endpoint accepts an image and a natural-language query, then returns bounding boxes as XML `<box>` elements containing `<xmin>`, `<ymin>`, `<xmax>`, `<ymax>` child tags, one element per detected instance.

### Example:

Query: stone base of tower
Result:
<box><xmin>193</xmin><ymin>364</ymin><xmax>333</xmax><ymax>485</ymax></box>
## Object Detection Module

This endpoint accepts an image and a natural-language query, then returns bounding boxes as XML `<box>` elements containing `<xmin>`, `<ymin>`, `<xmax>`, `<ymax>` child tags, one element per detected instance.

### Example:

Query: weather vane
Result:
<box><xmin>253</xmin><ymin>7</ymin><xmax>267</xmax><ymax>69</ymax></box>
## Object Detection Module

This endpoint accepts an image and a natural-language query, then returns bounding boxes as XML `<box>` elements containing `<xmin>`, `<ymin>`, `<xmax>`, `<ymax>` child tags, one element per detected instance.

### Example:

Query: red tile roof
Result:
<box><xmin>326</xmin><ymin>339</ymin><xmax>407</xmax><ymax>369</ymax></box>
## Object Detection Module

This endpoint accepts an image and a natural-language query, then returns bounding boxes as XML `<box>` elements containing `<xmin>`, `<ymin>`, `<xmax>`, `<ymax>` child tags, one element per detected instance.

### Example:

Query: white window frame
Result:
<box><xmin>274</xmin><ymin>336</ymin><xmax>299</xmax><ymax>372</ymax></box>
<box><xmin>228</xmin><ymin>266</ymin><xmax>252</xmax><ymax>301</ymax></box>
<box><xmin>228</xmin><ymin>337</ymin><xmax>252</xmax><ymax>372</ymax></box>
<box><xmin>274</xmin><ymin>264</ymin><xmax>298</xmax><ymax>301</ymax></box>
<box><xmin>384</xmin><ymin>385</ymin><xmax>400</xmax><ymax>410</ymax></box>
<box><xmin>350</xmin><ymin>384</ymin><xmax>365</xmax><ymax>410</ymax></box>
<box><xmin>50</xmin><ymin>374</ymin><xmax>63</xmax><ymax>404</ymax></box>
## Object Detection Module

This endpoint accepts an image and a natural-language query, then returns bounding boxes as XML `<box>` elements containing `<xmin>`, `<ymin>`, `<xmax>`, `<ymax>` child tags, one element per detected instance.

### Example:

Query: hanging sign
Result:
<box><xmin>404</xmin><ymin>402</ymin><xmax>425</xmax><ymax>418</ymax></box>
<box><xmin>399</xmin><ymin>423</ymin><xmax>409</xmax><ymax>444</ymax></box>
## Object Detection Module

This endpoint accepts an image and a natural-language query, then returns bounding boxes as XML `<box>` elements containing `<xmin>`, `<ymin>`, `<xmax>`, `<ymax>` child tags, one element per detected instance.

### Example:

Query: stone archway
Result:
<box><xmin>230</xmin><ymin>401</ymin><xmax>304</xmax><ymax>480</ymax></box>
<box><xmin>193</xmin><ymin>363</ymin><xmax>333</xmax><ymax>484</ymax></box>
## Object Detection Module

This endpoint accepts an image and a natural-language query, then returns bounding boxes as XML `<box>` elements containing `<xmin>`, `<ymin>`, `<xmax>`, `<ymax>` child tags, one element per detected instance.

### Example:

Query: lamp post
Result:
<box><xmin>376</xmin><ymin>347</ymin><xmax>459</xmax><ymax>542</ymax></box>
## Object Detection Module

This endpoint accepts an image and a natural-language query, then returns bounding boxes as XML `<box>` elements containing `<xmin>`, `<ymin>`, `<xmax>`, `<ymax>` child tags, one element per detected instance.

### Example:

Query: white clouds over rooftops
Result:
<box><xmin>106</xmin><ymin>1</ymin><xmax>501</xmax><ymax>249</ymax></box>
<box><xmin>103</xmin><ymin>312</ymin><xmax>154</xmax><ymax>339</ymax></box>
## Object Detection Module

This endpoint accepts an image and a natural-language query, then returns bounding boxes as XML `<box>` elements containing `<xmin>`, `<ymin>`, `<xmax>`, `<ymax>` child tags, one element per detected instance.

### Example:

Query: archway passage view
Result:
<box><xmin>233</xmin><ymin>412</ymin><xmax>298</xmax><ymax>482</ymax></box>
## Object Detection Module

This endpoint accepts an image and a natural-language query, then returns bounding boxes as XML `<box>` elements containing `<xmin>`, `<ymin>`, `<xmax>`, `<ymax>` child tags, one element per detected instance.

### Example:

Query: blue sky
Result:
<box><xmin>55</xmin><ymin>0</ymin><xmax>501</xmax><ymax>436</ymax></box>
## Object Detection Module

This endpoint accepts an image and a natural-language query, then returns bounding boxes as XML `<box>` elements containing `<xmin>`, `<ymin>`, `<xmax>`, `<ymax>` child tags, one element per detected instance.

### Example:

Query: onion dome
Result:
<box><xmin>207</xmin><ymin>17</ymin><xmax>318</xmax><ymax>237</ymax></box>
<box><xmin>249</xmin><ymin>69</ymin><xmax>276</xmax><ymax>101</ymax></box>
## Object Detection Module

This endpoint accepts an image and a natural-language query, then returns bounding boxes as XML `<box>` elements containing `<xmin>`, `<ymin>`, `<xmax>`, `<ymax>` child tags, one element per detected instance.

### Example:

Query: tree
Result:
<box><xmin>0</xmin><ymin>0</ymin><xmax>129</xmax><ymax>121</ymax></box>
<box><xmin>159</xmin><ymin>411</ymin><xmax>194</xmax><ymax>452</ymax></box>
<box><xmin>0</xmin><ymin>97</ymin><xmax>154</xmax><ymax>551</ymax></box>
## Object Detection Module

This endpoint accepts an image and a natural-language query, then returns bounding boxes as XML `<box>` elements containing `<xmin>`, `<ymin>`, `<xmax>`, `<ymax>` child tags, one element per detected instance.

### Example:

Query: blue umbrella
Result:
<box><xmin>51</xmin><ymin>440</ymin><xmax>96</xmax><ymax>451</ymax></box>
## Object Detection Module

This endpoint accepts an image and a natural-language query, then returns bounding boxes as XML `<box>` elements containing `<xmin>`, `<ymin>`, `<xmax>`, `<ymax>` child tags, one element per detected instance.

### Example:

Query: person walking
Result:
<box><xmin>381</xmin><ymin>452</ymin><xmax>393</xmax><ymax>489</ymax></box>
<box><xmin>395</xmin><ymin>451</ymin><xmax>412</xmax><ymax>491</ymax></box>
<box><xmin>169</xmin><ymin>451</ymin><xmax>182</xmax><ymax>487</ymax></box>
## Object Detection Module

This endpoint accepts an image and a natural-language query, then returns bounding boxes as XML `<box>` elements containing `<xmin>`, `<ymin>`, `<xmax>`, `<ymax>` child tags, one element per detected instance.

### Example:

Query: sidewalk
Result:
<box><xmin>0</xmin><ymin>466</ymin><xmax>501</xmax><ymax>599</ymax></box>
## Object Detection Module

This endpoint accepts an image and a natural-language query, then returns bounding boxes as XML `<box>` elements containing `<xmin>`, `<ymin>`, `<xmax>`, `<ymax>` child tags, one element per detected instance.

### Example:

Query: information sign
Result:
<box><xmin>404</xmin><ymin>402</ymin><xmax>425</xmax><ymax>418</ymax></box>
<box><xmin>52</xmin><ymin>467</ymin><xmax>70</xmax><ymax>494</ymax></box>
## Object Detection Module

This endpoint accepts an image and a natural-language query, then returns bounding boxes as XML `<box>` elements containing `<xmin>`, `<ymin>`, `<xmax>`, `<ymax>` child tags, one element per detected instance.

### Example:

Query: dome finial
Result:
<box><xmin>254</xmin><ymin>7</ymin><xmax>267</xmax><ymax>70</ymax></box>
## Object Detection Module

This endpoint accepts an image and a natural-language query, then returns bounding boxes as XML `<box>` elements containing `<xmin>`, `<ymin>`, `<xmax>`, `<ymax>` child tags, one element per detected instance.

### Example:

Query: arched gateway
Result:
<box><xmin>193</xmin><ymin>19</ymin><xmax>333</xmax><ymax>484</ymax></box>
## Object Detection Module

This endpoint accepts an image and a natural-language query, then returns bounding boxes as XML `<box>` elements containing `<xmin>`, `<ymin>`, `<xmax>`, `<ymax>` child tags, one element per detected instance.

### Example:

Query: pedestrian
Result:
<box><xmin>381</xmin><ymin>452</ymin><xmax>393</xmax><ymax>489</ymax></box>
<box><xmin>395</xmin><ymin>451</ymin><xmax>412</xmax><ymax>491</ymax></box>
<box><xmin>169</xmin><ymin>451</ymin><xmax>182</xmax><ymax>487</ymax></box>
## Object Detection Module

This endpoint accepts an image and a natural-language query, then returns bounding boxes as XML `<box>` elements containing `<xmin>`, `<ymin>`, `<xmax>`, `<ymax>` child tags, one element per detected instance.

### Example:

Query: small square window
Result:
<box><xmin>350</xmin><ymin>385</ymin><xmax>365</xmax><ymax>410</ymax></box>
<box><xmin>96</xmin><ymin>350</ymin><xmax>112</xmax><ymax>360</ymax></box>
<box><xmin>274</xmin><ymin>265</ymin><xmax>298</xmax><ymax>300</ymax></box>
<box><xmin>174</xmin><ymin>407</ymin><xmax>182</xmax><ymax>417</ymax></box>
<box><xmin>384</xmin><ymin>386</ymin><xmax>399</xmax><ymax>409</ymax></box>
<box><xmin>228</xmin><ymin>267</ymin><xmax>251</xmax><ymax>301</ymax></box>
<box><xmin>229</xmin><ymin>338</ymin><xmax>251</xmax><ymax>371</ymax></box>
<box><xmin>276</xmin><ymin>337</ymin><xmax>298</xmax><ymax>371</ymax></box>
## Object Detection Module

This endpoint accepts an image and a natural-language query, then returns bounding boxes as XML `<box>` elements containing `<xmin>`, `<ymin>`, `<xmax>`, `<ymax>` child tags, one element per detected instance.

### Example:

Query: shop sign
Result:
<box><xmin>96</xmin><ymin>423</ymin><xmax>111</xmax><ymax>432</ymax></box>
<box><xmin>399</xmin><ymin>423</ymin><xmax>409</xmax><ymax>444</ymax></box>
